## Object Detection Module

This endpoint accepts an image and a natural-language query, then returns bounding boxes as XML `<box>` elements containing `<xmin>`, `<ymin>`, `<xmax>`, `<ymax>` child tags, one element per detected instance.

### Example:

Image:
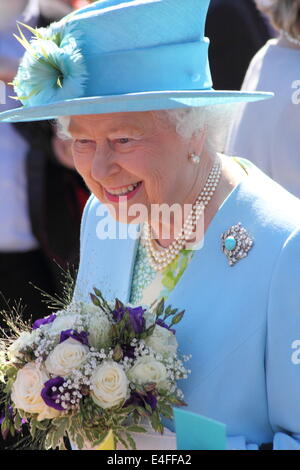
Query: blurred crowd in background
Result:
<box><xmin>0</xmin><ymin>0</ymin><xmax>299</xmax><ymax>445</ymax></box>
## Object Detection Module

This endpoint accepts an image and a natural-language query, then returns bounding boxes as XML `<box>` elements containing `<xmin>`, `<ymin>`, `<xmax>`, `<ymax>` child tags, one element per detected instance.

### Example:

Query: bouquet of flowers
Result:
<box><xmin>0</xmin><ymin>288</ymin><xmax>190</xmax><ymax>450</ymax></box>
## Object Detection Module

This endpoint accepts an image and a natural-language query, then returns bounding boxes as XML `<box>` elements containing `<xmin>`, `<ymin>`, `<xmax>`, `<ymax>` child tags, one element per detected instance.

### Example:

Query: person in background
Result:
<box><xmin>226</xmin><ymin>0</ymin><xmax>300</xmax><ymax>199</ymax></box>
<box><xmin>0</xmin><ymin>0</ymin><xmax>90</xmax><ymax>326</ymax></box>
<box><xmin>205</xmin><ymin>0</ymin><xmax>274</xmax><ymax>90</ymax></box>
<box><xmin>57</xmin><ymin>0</ymin><xmax>92</xmax><ymax>9</ymax></box>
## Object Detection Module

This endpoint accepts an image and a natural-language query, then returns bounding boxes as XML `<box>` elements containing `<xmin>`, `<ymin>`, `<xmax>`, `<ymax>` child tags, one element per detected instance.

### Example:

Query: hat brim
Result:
<box><xmin>0</xmin><ymin>90</ymin><xmax>273</xmax><ymax>123</ymax></box>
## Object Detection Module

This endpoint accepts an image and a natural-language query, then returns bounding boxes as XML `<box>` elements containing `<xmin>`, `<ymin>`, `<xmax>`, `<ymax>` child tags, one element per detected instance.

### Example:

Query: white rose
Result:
<box><xmin>88</xmin><ymin>314</ymin><xmax>111</xmax><ymax>349</ymax></box>
<box><xmin>81</xmin><ymin>304</ymin><xmax>100</xmax><ymax>316</ymax></box>
<box><xmin>45</xmin><ymin>338</ymin><xmax>89</xmax><ymax>376</ymax></box>
<box><xmin>48</xmin><ymin>315</ymin><xmax>80</xmax><ymax>336</ymax></box>
<box><xmin>11</xmin><ymin>362</ymin><xmax>61</xmax><ymax>421</ymax></box>
<box><xmin>91</xmin><ymin>361</ymin><xmax>128</xmax><ymax>409</ymax></box>
<box><xmin>144</xmin><ymin>325</ymin><xmax>178</xmax><ymax>358</ymax></box>
<box><xmin>127</xmin><ymin>356</ymin><xmax>169</xmax><ymax>390</ymax></box>
<box><xmin>35</xmin><ymin>406</ymin><xmax>61</xmax><ymax>422</ymax></box>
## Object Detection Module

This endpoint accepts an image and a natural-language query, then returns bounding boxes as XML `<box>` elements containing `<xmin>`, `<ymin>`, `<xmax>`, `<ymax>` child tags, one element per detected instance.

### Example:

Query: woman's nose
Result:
<box><xmin>90</xmin><ymin>144</ymin><xmax>119</xmax><ymax>181</ymax></box>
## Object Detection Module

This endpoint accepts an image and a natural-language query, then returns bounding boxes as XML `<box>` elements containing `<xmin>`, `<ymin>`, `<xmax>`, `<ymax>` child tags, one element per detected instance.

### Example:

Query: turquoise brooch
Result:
<box><xmin>221</xmin><ymin>223</ymin><xmax>254</xmax><ymax>266</ymax></box>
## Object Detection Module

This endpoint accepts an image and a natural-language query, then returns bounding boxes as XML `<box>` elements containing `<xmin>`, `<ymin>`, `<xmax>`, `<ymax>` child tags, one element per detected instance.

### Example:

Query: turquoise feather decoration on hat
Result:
<box><xmin>12</xmin><ymin>22</ymin><xmax>88</xmax><ymax>106</ymax></box>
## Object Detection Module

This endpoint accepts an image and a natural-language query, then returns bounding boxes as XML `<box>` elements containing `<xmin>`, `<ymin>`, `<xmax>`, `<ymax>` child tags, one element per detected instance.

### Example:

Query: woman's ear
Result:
<box><xmin>52</xmin><ymin>135</ymin><xmax>75</xmax><ymax>169</ymax></box>
<box><xmin>190</xmin><ymin>126</ymin><xmax>208</xmax><ymax>157</ymax></box>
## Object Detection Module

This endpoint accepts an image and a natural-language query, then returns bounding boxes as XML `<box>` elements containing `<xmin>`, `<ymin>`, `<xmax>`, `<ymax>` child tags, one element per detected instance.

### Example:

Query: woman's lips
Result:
<box><xmin>104</xmin><ymin>181</ymin><xmax>143</xmax><ymax>203</ymax></box>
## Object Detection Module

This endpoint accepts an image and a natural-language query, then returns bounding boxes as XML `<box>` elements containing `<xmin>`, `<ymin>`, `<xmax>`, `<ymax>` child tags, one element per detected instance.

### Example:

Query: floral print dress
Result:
<box><xmin>129</xmin><ymin>241</ymin><xmax>194</xmax><ymax>306</ymax></box>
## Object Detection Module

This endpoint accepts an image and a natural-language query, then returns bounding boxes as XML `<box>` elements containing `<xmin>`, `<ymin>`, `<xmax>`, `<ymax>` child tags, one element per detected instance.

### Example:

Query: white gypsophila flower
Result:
<box><xmin>45</xmin><ymin>338</ymin><xmax>89</xmax><ymax>377</ymax></box>
<box><xmin>87</xmin><ymin>314</ymin><xmax>111</xmax><ymax>349</ymax></box>
<box><xmin>144</xmin><ymin>325</ymin><xmax>178</xmax><ymax>358</ymax></box>
<box><xmin>7</xmin><ymin>332</ymin><xmax>31</xmax><ymax>360</ymax></box>
<box><xmin>11</xmin><ymin>362</ymin><xmax>61</xmax><ymax>421</ymax></box>
<box><xmin>127</xmin><ymin>356</ymin><xmax>169</xmax><ymax>391</ymax></box>
<box><xmin>7</xmin><ymin>330</ymin><xmax>41</xmax><ymax>361</ymax></box>
<box><xmin>90</xmin><ymin>361</ymin><xmax>129</xmax><ymax>409</ymax></box>
<box><xmin>63</xmin><ymin>301</ymin><xmax>83</xmax><ymax>315</ymax></box>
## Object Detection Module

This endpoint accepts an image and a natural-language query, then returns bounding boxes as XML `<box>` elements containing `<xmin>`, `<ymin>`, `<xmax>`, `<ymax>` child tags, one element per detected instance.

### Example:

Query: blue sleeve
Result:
<box><xmin>265</xmin><ymin>227</ymin><xmax>300</xmax><ymax>450</ymax></box>
<box><xmin>226</xmin><ymin>227</ymin><xmax>300</xmax><ymax>451</ymax></box>
<box><xmin>73</xmin><ymin>194</ymin><xmax>96</xmax><ymax>302</ymax></box>
<box><xmin>79</xmin><ymin>194</ymin><xmax>95</xmax><ymax>255</ymax></box>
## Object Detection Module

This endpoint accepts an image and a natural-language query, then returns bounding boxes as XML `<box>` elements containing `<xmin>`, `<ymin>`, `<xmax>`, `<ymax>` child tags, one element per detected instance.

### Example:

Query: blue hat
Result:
<box><xmin>0</xmin><ymin>0</ymin><xmax>273</xmax><ymax>123</ymax></box>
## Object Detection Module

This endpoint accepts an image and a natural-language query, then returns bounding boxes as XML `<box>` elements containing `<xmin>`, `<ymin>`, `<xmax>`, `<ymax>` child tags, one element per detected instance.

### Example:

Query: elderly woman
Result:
<box><xmin>1</xmin><ymin>0</ymin><xmax>300</xmax><ymax>451</ymax></box>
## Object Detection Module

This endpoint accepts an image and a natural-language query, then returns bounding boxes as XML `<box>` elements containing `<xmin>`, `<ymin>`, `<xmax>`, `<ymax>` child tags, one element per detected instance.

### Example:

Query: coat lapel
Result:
<box><xmin>73</xmin><ymin>197</ymin><xmax>140</xmax><ymax>304</ymax></box>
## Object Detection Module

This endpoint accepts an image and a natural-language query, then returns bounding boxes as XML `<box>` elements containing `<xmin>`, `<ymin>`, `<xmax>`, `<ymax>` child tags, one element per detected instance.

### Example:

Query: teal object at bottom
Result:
<box><xmin>174</xmin><ymin>408</ymin><xmax>226</xmax><ymax>450</ymax></box>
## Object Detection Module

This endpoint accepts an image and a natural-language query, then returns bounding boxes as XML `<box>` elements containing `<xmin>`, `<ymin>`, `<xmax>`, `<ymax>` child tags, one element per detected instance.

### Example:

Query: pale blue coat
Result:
<box><xmin>73</xmin><ymin>162</ymin><xmax>300</xmax><ymax>450</ymax></box>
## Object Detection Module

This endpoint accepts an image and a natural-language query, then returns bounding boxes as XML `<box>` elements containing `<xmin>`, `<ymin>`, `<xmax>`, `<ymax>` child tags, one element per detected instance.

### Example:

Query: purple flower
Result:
<box><xmin>0</xmin><ymin>406</ymin><xmax>12</xmax><ymax>426</ymax></box>
<box><xmin>112</xmin><ymin>306</ymin><xmax>146</xmax><ymax>334</ymax></box>
<box><xmin>156</xmin><ymin>318</ymin><xmax>176</xmax><ymax>335</ymax></box>
<box><xmin>32</xmin><ymin>314</ymin><xmax>57</xmax><ymax>330</ymax></box>
<box><xmin>41</xmin><ymin>377</ymin><xmax>65</xmax><ymax>411</ymax></box>
<box><xmin>124</xmin><ymin>391</ymin><xmax>157</xmax><ymax>412</ymax></box>
<box><xmin>121</xmin><ymin>344</ymin><xmax>136</xmax><ymax>359</ymax></box>
<box><xmin>0</xmin><ymin>406</ymin><xmax>25</xmax><ymax>439</ymax></box>
<box><xmin>0</xmin><ymin>406</ymin><xmax>13</xmax><ymax>440</ymax></box>
<box><xmin>59</xmin><ymin>329</ymin><xmax>89</xmax><ymax>346</ymax></box>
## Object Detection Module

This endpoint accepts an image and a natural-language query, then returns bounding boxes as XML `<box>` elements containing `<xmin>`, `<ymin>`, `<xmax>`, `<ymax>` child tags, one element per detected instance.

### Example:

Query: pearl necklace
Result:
<box><xmin>143</xmin><ymin>157</ymin><xmax>222</xmax><ymax>271</ymax></box>
<box><xmin>280</xmin><ymin>30</ymin><xmax>300</xmax><ymax>47</ymax></box>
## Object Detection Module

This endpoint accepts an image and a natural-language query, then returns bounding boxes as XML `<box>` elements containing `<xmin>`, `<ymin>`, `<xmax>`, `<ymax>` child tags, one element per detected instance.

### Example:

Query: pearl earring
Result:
<box><xmin>189</xmin><ymin>153</ymin><xmax>201</xmax><ymax>164</ymax></box>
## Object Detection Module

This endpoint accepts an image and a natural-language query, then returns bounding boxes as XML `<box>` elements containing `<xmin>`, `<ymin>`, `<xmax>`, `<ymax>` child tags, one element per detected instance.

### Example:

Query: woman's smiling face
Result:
<box><xmin>69</xmin><ymin>111</ymin><xmax>198</xmax><ymax>223</ymax></box>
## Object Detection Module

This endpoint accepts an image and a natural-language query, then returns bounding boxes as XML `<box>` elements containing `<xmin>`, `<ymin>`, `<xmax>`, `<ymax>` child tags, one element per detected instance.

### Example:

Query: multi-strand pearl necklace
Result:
<box><xmin>143</xmin><ymin>157</ymin><xmax>222</xmax><ymax>271</ymax></box>
<box><xmin>280</xmin><ymin>30</ymin><xmax>300</xmax><ymax>47</ymax></box>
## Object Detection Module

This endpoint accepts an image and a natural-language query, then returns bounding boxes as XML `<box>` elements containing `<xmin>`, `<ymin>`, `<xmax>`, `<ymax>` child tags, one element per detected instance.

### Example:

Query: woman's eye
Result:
<box><xmin>74</xmin><ymin>139</ymin><xmax>95</xmax><ymax>146</ymax></box>
<box><xmin>77</xmin><ymin>139</ymin><xmax>92</xmax><ymax>144</ymax></box>
<box><xmin>73</xmin><ymin>139</ymin><xmax>96</xmax><ymax>153</ymax></box>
